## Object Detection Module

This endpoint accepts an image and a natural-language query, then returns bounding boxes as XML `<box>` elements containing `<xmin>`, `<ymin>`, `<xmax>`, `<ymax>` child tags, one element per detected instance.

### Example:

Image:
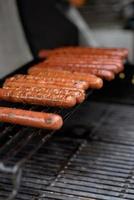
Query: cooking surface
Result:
<box><xmin>0</xmin><ymin>62</ymin><xmax>133</xmax><ymax>199</ymax></box>
<box><xmin>1</xmin><ymin>100</ymin><xmax>134</xmax><ymax>200</ymax></box>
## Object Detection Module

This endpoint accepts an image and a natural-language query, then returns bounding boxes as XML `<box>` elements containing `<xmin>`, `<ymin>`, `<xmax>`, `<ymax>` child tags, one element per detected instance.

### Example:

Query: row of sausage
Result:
<box><xmin>0</xmin><ymin>47</ymin><xmax>128</xmax><ymax>130</ymax></box>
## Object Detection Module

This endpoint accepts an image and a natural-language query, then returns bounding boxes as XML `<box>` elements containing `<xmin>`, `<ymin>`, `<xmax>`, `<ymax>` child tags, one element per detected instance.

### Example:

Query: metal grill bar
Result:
<box><xmin>29</xmin><ymin>102</ymin><xmax>134</xmax><ymax>200</ymax></box>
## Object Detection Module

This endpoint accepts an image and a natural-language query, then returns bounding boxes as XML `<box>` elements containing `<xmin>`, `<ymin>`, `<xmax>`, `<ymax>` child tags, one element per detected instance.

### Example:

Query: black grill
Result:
<box><xmin>0</xmin><ymin>60</ymin><xmax>92</xmax><ymax>200</ymax></box>
<box><xmin>16</xmin><ymin>102</ymin><xmax>134</xmax><ymax>200</ymax></box>
<box><xmin>1</xmin><ymin>62</ymin><xmax>134</xmax><ymax>200</ymax></box>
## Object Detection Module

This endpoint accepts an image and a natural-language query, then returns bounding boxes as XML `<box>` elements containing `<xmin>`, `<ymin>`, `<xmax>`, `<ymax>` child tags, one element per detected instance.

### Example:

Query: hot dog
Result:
<box><xmin>45</xmin><ymin>57</ymin><xmax>123</xmax><ymax>72</ymax></box>
<box><xmin>47</xmin><ymin>56</ymin><xmax>123</xmax><ymax>64</ymax></box>
<box><xmin>45</xmin><ymin>54</ymin><xmax>123</xmax><ymax>62</ymax></box>
<box><xmin>0</xmin><ymin>107</ymin><xmax>63</xmax><ymax>130</ymax></box>
<box><xmin>39</xmin><ymin>49</ymin><xmax>124</xmax><ymax>61</ymax></box>
<box><xmin>54</xmin><ymin>47</ymin><xmax>128</xmax><ymax>58</ymax></box>
<box><xmin>3</xmin><ymin>84</ymin><xmax>85</xmax><ymax>104</ymax></box>
<box><xmin>6</xmin><ymin>74</ymin><xmax>89</xmax><ymax>90</ymax></box>
<box><xmin>43</xmin><ymin>61</ymin><xmax>119</xmax><ymax>74</ymax></box>
<box><xmin>39</xmin><ymin>47</ymin><xmax>128</xmax><ymax>59</ymax></box>
<box><xmin>29</xmin><ymin>66</ymin><xmax>114</xmax><ymax>81</ymax></box>
<box><xmin>4</xmin><ymin>78</ymin><xmax>87</xmax><ymax>91</ymax></box>
<box><xmin>0</xmin><ymin>88</ymin><xmax>77</xmax><ymax>108</ymax></box>
<box><xmin>28</xmin><ymin>68</ymin><xmax>103</xmax><ymax>87</ymax></box>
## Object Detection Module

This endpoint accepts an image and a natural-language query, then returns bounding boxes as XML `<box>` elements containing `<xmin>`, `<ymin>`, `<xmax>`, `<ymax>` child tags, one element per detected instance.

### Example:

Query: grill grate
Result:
<box><xmin>1</xmin><ymin>62</ymin><xmax>134</xmax><ymax>200</ymax></box>
<box><xmin>0</xmin><ymin>60</ymin><xmax>92</xmax><ymax>200</ymax></box>
<box><xmin>0</xmin><ymin>101</ymin><xmax>134</xmax><ymax>200</ymax></box>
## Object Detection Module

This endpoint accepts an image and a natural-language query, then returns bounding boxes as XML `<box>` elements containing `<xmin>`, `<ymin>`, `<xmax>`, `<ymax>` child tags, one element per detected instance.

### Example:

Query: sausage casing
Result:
<box><xmin>3</xmin><ymin>84</ymin><xmax>85</xmax><ymax>104</ymax></box>
<box><xmin>46</xmin><ymin>54</ymin><xmax>123</xmax><ymax>63</ymax></box>
<box><xmin>0</xmin><ymin>107</ymin><xmax>63</xmax><ymax>130</ymax></box>
<box><xmin>45</xmin><ymin>47</ymin><xmax>128</xmax><ymax>59</ymax></box>
<box><xmin>39</xmin><ymin>50</ymin><xmax>124</xmax><ymax>61</ymax></box>
<box><xmin>29</xmin><ymin>66</ymin><xmax>114</xmax><ymax>81</ymax></box>
<box><xmin>8</xmin><ymin>74</ymin><xmax>89</xmax><ymax>90</ymax></box>
<box><xmin>0</xmin><ymin>88</ymin><xmax>77</xmax><ymax>108</ymax></box>
<box><xmin>45</xmin><ymin>58</ymin><xmax>123</xmax><ymax>73</ymax></box>
<box><xmin>28</xmin><ymin>68</ymin><xmax>103</xmax><ymax>88</ymax></box>
<box><xmin>44</xmin><ymin>61</ymin><xmax>119</xmax><ymax>74</ymax></box>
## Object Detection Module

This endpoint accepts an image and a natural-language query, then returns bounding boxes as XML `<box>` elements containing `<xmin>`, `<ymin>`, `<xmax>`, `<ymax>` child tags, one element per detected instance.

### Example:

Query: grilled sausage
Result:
<box><xmin>46</xmin><ymin>55</ymin><xmax>123</xmax><ymax>64</ymax></box>
<box><xmin>33</xmin><ymin>60</ymin><xmax>118</xmax><ymax>74</ymax></box>
<box><xmin>45</xmin><ymin>54</ymin><xmax>123</xmax><ymax>63</ymax></box>
<box><xmin>48</xmin><ymin>47</ymin><xmax>128</xmax><ymax>58</ymax></box>
<box><xmin>35</xmin><ymin>72</ymin><xmax>103</xmax><ymax>89</ymax></box>
<box><xmin>11</xmin><ymin>72</ymin><xmax>88</xmax><ymax>90</ymax></box>
<box><xmin>29</xmin><ymin>65</ymin><xmax>114</xmax><ymax>81</ymax></box>
<box><xmin>43</xmin><ymin>67</ymin><xmax>114</xmax><ymax>81</ymax></box>
<box><xmin>3</xmin><ymin>85</ymin><xmax>81</xmax><ymax>103</ymax></box>
<box><xmin>6</xmin><ymin>74</ymin><xmax>89</xmax><ymax>90</ymax></box>
<box><xmin>3</xmin><ymin>84</ymin><xmax>85</xmax><ymax>104</ymax></box>
<box><xmin>28</xmin><ymin>68</ymin><xmax>103</xmax><ymax>88</ymax></box>
<box><xmin>39</xmin><ymin>50</ymin><xmax>124</xmax><ymax>61</ymax></box>
<box><xmin>0</xmin><ymin>88</ymin><xmax>77</xmax><ymax>108</ymax></box>
<box><xmin>39</xmin><ymin>47</ymin><xmax>128</xmax><ymax>59</ymax></box>
<box><xmin>4</xmin><ymin>75</ymin><xmax>89</xmax><ymax>90</ymax></box>
<box><xmin>4</xmin><ymin>78</ymin><xmax>87</xmax><ymax>91</ymax></box>
<box><xmin>47</xmin><ymin>56</ymin><xmax>123</xmax><ymax>64</ymax></box>
<box><xmin>45</xmin><ymin>57</ymin><xmax>123</xmax><ymax>72</ymax></box>
<box><xmin>44</xmin><ymin>61</ymin><xmax>119</xmax><ymax>74</ymax></box>
<box><xmin>0</xmin><ymin>107</ymin><xmax>63</xmax><ymax>130</ymax></box>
